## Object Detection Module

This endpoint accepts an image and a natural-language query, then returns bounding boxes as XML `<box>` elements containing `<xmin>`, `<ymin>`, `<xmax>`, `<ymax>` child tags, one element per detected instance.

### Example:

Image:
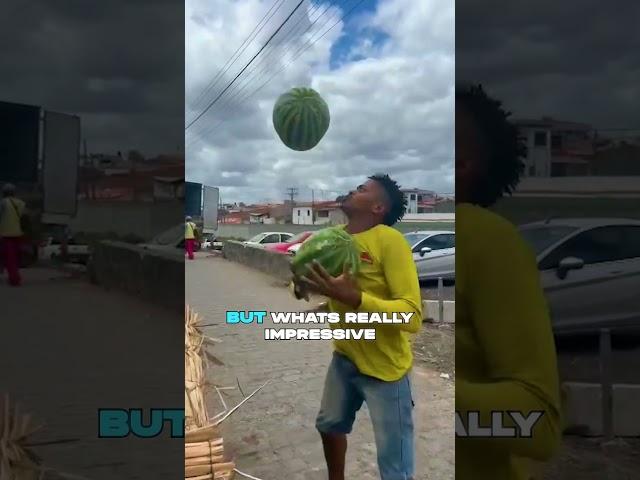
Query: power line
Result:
<box><xmin>187</xmin><ymin>0</ymin><xmax>354</xmax><ymax>145</ymax></box>
<box><xmin>196</xmin><ymin>0</ymin><xmax>327</xmax><ymax>121</ymax></box>
<box><xmin>186</xmin><ymin>0</ymin><xmax>308</xmax><ymax>132</ymax></box>
<box><xmin>187</xmin><ymin>0</ymin><xmax>368</xmax><ymax>147</ymax></box>
<box><xmin>187</xmin><ymin>0</ymin><xmax>288</xmax><ymax>119</ymax></box>
<box><xmin>187</xmin><ymin>0</ymin><xmax>333</xmax><ymax>144</ymax></box>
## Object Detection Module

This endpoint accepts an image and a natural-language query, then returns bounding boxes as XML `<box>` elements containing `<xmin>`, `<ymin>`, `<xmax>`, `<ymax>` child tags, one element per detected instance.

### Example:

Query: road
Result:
<box><xmin>186</xmin><ymin>254</ymin><xmax>455</xmax><ymax>480</ymax></box>
<box><xmin>1</xmin><ymin>267</ymin><xmax>183</xmax><ymax>479</ymax></box>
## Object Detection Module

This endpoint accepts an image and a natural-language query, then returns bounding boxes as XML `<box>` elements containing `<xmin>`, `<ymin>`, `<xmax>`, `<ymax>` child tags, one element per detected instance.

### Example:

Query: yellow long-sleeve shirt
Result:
<box><xmin>456</xmin><ymin>203</ymin><xmax>562</xmax><ymax>479</ymax></box>
<box><xmin>0</xmin><ymin>197</ymin><xmax>25</xmax><ymax>237</ymax></box>
<box><xmin>185</xmin><ymin>222</ymin><xmax>196</xmax><ymax>240</ymax></box>
<box><xmin>328</xmin><ymin>224</ymin><xmax>423</xmax><ymax>382</ymax></box>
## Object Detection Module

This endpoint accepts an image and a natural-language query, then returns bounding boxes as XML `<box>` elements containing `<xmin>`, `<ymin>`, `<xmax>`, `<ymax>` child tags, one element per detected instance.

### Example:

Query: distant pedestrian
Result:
<box><xmin>0</xmin><ymin>183</ymin><xmax>26</xmax><ymax>286</ymax></box>
<box><xmin>185</xmin><ymin>216</ymin><xmax>197</xmax><ymax>260</ymax></box>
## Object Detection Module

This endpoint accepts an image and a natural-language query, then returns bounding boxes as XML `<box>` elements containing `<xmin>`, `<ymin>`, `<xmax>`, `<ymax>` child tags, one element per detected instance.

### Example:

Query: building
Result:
<box><xmin>221</xmin><ymin>203</ymin><xmax>291</xmax><ymax>225</ymax></box>
<box><xmin>514</xmin><ymin>117</ymin><xmax>595</xmax><ymax>177</ymax></box>
<box><xmin>153</xmin><ymin>177</ymin><xmax>185</xmax><ymax>200</ymax></box>
<box><xmin>401</xmin><ymin>189</ymin><xmax>437</xmax><ymax>214</ymax></box>
<box><xmin>591</xmin><ymin>138</ymin><xmax>640</xmax><ymax>176</ymax></box>
<box><xmin>292</xmin><ymin>201</ymin><xmax>346</xmax><ymax>225</ymax></box>
<box><xmin>78</xmin><ymin>159</ymin><xmax>184</xmax><ymax>202</ymax></box>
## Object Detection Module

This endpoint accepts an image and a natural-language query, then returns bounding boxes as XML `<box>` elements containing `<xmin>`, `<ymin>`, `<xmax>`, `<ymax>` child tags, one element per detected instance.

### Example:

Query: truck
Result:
<box><xmin>185</xmin><ymin>181</ymin><xmax>219</xmax><ymax>235</ymax></box>
<box><xmin>0</xmin><ymin>100</ymin><xmax>81</xmax><ymax>266</ymax></box>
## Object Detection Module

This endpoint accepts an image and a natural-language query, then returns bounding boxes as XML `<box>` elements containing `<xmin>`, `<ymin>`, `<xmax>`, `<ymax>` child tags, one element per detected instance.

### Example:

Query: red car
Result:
<box><xmin>265</xmin><ymin>231</ymin><xmax>313</xmax><ymax>254</ymax></box>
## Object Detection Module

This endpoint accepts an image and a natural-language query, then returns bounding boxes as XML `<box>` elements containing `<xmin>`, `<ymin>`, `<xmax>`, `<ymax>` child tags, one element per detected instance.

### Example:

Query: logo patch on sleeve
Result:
<box><xmin>360</xmin><ymin>251</ymin><xmax>374</xmax><ymax>264</ymax></box>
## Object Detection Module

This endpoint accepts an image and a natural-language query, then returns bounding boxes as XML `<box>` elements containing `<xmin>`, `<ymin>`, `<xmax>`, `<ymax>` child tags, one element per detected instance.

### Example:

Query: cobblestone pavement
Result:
<box><xmin>1</xmin><ymin>267</ymin><xmax>183</xmax><ymax>479</ymax></box>
<box><xmin>186</xmin><ymin>254</ymin><xmax>455</xmax><ymax>480</ymax></box>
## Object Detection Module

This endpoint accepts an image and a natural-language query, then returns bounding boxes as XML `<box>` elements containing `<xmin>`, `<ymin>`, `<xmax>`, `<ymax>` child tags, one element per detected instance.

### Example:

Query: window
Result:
<box><xmin>307</xmin><ymin>209</ymin><xmax>310</xmax><ymax>216</ymax></box>
<box><xmin>551</xmin><ymin>135</ymin><xmax>562</xmax><ymax>149</ymax></box>
<box><xmin>318</xmin><ymin>210</ymin><xmax>329</xmax><ymax>218</ymax></box>
<box><xmin>405</xmin><ymin>233</ymin><xmax>428</xmax><ymax>246</ymax></box>
<box><xmin>413</xmin><ymin>234</ymin><xmax>455</xmax><ymax>252</ymax></box>
<box><xmin>539</xmin><ymin>226</ymin><xmax>640</xmax><ymax>270</ymax></box>
<box><xmin>261</xmin><ymin>234</ymin><xmax>280</xmax><ymax>244</ymax></box>
<box><xmin>520</xmin><ymin>226</ymin><xmax>580</xmax><ymax>255</ymax></box>
<box><xmin>534</xmin><ymin>131</ymin><xmax>547</xmax><ymax>146</ymax></box>
<box><xmin>297</xmin><ymin>210</ymin><xmax>300</xmax><ymax>216</ymax></box>
<box><xmin>410</xmin><ymin>194</ymin><xmax>416</xmax><ymax>201</ymax></box>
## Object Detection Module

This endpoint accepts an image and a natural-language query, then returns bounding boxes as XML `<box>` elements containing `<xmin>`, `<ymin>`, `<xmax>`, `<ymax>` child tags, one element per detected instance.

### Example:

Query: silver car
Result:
<box><xmin>519</xmin><ymin>218</ymin><xmax>640</xmax><ymax>332</ymax></box>
<box><xmin>403</xmin><ymin>231</ymin><xmax>455</xmax><ymax>282</ymax></box>
<box><xmin>243</xmin><ymin>232</ymin><xmax>294</xmax><ymax>248</ymax></box>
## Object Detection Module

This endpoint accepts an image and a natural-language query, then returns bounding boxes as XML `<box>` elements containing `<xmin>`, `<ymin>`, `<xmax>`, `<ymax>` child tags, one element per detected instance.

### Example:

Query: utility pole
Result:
<box><xmin>311</xmin><ymin>189</ymin><xmax>315</xmax><ymax>225</ymax></box>
<box><xmin>286</xmin><ymin>187</ymin><xmax>298</xmax><ymax>224</ymax></box>
<box><xmin>286</xmin><ymin>187</ymin><xmax>298</xmax><ymax>205</ymax></box>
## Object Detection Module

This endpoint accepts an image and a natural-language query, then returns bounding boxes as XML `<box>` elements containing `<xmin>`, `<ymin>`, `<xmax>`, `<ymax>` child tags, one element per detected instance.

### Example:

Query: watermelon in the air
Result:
<box><xmin>291</xmin><ymin>226</ymin><xmax>359</xmax><ymax>279</ymax></box>
<box><xmin>273</xmin><ymin>87</ymin><xmax>330</xmax><ymax>151</ymax></box>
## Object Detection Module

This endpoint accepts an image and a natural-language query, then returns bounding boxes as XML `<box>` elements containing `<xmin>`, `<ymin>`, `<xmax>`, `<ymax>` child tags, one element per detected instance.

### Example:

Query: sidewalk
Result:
<box><xmin>186</xmin><ymin>255</ymin><xmax>454</xmax><ymax>480</ymax></box>
<box><xmin>1</xmin><ymin>267</ymin><xmax>183</xmax><ymax>479</ymax></box>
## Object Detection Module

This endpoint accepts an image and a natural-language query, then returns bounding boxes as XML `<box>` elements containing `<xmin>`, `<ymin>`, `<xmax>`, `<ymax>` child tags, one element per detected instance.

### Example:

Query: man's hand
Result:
<box><xmin>301</xmin><ymin>260</ymin><xmax>362</xmax><ymax>309</ymax></box>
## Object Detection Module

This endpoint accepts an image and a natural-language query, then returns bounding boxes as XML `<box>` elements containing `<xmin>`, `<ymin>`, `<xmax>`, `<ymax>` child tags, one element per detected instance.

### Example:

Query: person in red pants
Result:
<box><xmin>185</xmin><ymin>216</ymin><xmax>197</xmax><ymax>260</ymax></box>
<box><xmin>0</xmin><ymin>183</ymin><xmax>26</xmax><ymax>286</ymax></box>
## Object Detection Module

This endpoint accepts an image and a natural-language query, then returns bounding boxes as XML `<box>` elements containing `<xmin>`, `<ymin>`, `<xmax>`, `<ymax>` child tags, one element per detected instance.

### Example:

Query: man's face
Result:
<box><xmin>341</xmin><ymin>179</ymin><xmax>388</xmax><ymax>219</ymax></box>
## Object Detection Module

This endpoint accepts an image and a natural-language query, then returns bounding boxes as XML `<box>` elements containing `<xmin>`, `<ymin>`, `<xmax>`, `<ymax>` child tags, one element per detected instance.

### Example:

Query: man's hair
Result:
<box><xmin>456</xmin><ymin>84</ymin><xmax>526</xmax><ymax>207</ymax></box>
<box><xmin>369</xmin><ymin>174</ymin><xmax>407</xmax><ymax>226</ymax></box>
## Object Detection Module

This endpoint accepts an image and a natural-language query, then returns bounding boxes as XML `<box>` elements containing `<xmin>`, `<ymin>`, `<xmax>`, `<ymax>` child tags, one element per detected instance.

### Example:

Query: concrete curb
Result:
<box><xmin>222</xmin><ymin>240</ymin><xmax>293</xmax><ymax>283</ymax></box>
<box><xmin>90</xmin><ymin>241</ymin><xmax>184</xmax><ymax>311</ymax></box>
<box><xmin>423</xmin><ymin>300</ymin><xmax>455</xmax><ymax>323</ymax></box>
<box><xmin>561</xmin><ymin>382</ymin><xmax>640</xmax><ymax>437</ymax></box>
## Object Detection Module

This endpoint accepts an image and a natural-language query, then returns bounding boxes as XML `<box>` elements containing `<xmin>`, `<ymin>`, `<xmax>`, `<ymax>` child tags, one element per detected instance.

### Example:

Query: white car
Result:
<box><xmin>201</xmin><ymin>235</ymin><xmax>223</xmax><ymax>250</ymax></box>
<box><xmin>243</xmin><ymin>232</ymin><xmax>294</xmax><ymax>248</ymax></box>
<box><xmin>139</xmin><ymin>223</ymin><xmax>198</xmax><ymax>257</ymax></box>
<box><xmin>403</xmin><ymin>231</ymin><xmax>455</xmax><ymax>282</ymax></box>
<box><xmin>519</xmin><ymin>218</ymin><xmax>640</xmax><ymax>332</ymax></box>
<box><xmin>40</xmin><ymin>236</ymin><xmax>91</xmax><ymax>263</ymax></box>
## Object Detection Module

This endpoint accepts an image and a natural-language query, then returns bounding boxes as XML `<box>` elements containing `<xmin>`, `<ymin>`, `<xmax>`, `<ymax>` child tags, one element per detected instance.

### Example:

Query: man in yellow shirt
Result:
<box><xmin>455</xmin><ymin>85</ymin><xmax>562</xmax><ymax>479</ymax></box>
<box><xmin>0</xmin><ymin>183</ymin><xmax>26</xmax><ymax>286</ymax></box>
<box><xmin>297</xmin><ymin>174</ymin><xmax>422</xmax><ymax>480</ymax></box>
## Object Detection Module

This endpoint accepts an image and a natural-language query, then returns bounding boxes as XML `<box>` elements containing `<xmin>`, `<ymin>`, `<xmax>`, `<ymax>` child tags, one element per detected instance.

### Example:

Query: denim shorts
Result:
<box><xmin>315</xmin><ymin>352</ymin><xmax>415</xmax><ymax>480</ymax></box>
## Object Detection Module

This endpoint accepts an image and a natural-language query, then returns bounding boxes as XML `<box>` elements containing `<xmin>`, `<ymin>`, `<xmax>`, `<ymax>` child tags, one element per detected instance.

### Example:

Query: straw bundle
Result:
<box><xmin>0</xmin><ymin>395</ymin><xmax>43</xmax><ymax>480</ymax></box>
<box><xmin>185</xmin><ymin>306</ymin><xmax>235</xmax><ymax>480</ymax></box>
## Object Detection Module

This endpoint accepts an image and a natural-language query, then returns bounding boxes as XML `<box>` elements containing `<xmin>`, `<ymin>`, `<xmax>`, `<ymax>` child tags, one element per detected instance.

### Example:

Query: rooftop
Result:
<box><xmin>513</xmin><ymin>117</ymin><xmax>593</xmax><ymax>131</ymax></box>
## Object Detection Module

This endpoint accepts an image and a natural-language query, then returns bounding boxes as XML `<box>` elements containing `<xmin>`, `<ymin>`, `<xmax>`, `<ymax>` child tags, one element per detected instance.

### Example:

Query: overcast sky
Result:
<box><xmin>1</xmin><ymin>0</ymin><xmax>184</xmax><ymax>158</ymax></box>
<box><xmin>456</xmin><ymin>0</ymin><xmax>640</xmax><ymax>134</ymax></box>
<box><xmin>186</xmin><ymin>0</ymin><xmax>454</xmax><ymax>204</ymax></box>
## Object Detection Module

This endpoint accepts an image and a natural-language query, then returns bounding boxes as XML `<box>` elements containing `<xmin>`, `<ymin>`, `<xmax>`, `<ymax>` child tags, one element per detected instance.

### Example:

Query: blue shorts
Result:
<box><xmin>315</xmin><ymin>352</ymin><xmax>415</xmax><ymax>480</ymax></box>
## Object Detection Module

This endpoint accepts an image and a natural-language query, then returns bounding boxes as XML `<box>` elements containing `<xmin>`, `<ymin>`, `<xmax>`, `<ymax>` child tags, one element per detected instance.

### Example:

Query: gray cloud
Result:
<box><xmin>456</xmin><ymin>0</ymin><xmax>640</xmax><ymax>129</ymax></box>
<box><xmin>0</xmin><ymin>0</ymin><xmax>184</xmax><ymax>157</ymax></box>
<box><xmin>186</xmin><ymin>0</ymin><xmax>454</xmax><ymax>204</ymax></box>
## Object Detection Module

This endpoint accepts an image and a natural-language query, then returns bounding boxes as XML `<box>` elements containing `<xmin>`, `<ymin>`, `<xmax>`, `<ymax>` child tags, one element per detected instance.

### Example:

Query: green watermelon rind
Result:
<box><xmin>290</xmin><ymin>227</ymin><xmax>360</xmax><ymax>278</ymax></box>
<box><xmin>273</xmin><ymin>87</ymin><xmax>330</xmax><ymax>152</ymax></box>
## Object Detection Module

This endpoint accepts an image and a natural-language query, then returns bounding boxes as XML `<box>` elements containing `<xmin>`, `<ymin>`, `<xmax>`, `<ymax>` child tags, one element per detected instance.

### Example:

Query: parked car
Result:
<box><xmin>201</xmin><ymin>234</ymin><xmax>223</xmax><ymax>250</ymax></box>
<box><xmin>39</xmin><ymin>236</ymin><xmax>91</xmax><ymax>264</ymax></box>
<box><xmin>519</xmin><ymin>218</ymin><xmax>640</xmax><ymax>332</ymax></box>
<box><xmin>265</xmin><ymin>231</ymin><xmax>314</xmax><ymax>255</ymax></box>
<box><xmin>403</xmin><ymin>231</ymin><xmax>455</xmax><ymax>282</ymax></box>
<box><xmin>243</xmin><ymin>232</ymin><xmax>294</xmax><ymax>248</ymax></box>
<box><xmin>139</xmin><ymin>223</ymin><xmax>201</xmax><ymax>257</ymax></box>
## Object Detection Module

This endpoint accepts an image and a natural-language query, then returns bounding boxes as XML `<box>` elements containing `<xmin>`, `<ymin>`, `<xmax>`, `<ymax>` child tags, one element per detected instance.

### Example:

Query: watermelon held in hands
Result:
<box><xmin>273</xmin><ymin>87</ymin><xmax>330</xmax><ymax>151</ymax></box>
<box><xmin>290</xmin><ymin>226</ymin><xmax>360</xmax><ymax>279</ymax></box>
